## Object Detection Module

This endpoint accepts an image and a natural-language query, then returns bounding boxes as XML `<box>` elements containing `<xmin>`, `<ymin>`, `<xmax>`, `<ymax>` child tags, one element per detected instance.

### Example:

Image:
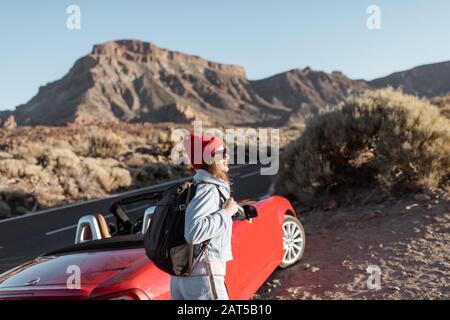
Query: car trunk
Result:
<box><xmin>0</xmin><ymin>248</ymin><xmax>146</xmax><ymax>299</ymax></box>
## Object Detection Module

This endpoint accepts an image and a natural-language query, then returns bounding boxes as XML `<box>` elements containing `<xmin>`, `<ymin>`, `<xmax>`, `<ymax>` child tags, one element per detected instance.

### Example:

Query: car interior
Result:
<box><xmin>41</xmin><ymin>192</ymin><xmax>162</xmax><ymax>256</ymax></box>
<box><xmin>41</xmin><ymin>190</ymin><xmax>259</xmax><ymax>257</ymax></box>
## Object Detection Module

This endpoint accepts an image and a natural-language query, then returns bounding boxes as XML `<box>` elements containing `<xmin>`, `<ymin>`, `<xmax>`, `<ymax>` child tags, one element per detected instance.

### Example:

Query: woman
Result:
<box><xmin>170</xmin><ymin>133</ymin><xmax>238</xmax><ymax>300</ymax></box>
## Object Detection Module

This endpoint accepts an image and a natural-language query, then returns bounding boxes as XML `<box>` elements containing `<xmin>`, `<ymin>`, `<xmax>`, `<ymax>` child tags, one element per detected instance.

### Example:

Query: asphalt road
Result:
<box><xmin>0</xmin><ymin>164</ymin><xmax>273</xmax><ymax>273</ymax></box>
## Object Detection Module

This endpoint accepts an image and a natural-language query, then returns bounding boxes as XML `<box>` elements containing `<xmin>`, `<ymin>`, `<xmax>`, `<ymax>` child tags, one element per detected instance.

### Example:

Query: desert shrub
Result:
<box><xmin>133</xmin><ymin>163</ymin><xmax>193</xmax><ymax>187</ymax></box>
<box><xmin>123</xmin><ymin>136</ymin><xmax>147</xmax><ymax>150</ymax></box>
<box><xmin>69</xmin><ymin>133</ymin><xmax>89</xmax><ymax>156</ymax></box>
<box><xmin>109</xmin><ymin>167</ymin><xmax>133</xmax><ymax>189</ymax></box>
<box><xmin>135</xmin><ymin>163</ymin><xmax>173</xmax><ymax>182</ymax></box>
<box><xmin>0</xmin><ymin>201</ymin><xmax>11</xmax><ymax>219</ymax></box>
<box><xmin>86</xmin><ymin>130</ymin><xmax>126</xmax><ymax>158</ymax></box>
<box><xmin>0</xmin><ymin>151</ymin><xmax>13</xmax><ymax>160</ymax></box>
<box><xmin>125</xmin><ymin>152</ymin><xmax>158</xmax><ymax>167</ymax></box>
<box><xmin>275</xmin><ymin>88</ymin><xmax>450</xmax><ymax>206</ymax></box>
<box><xmin>0</xmin><ymin>123</ymin><xmax>193</xmax><ymax>213</ymax></box>
<box><xmin>45</xmin><ymin>148</ymin><xmax>81</xmax><ymax>169</ymax></box>
<box><xmin>431</xmin><ymin>94</ymin><xmax>450</xmax><ymax>119</ymax></box>
<box><xmin>0</xmin><ymin>159</ymin><xmax>29</xmax><ymax>177</ymax></box>
<box><xmin>279</xmin><ymin>125</ymin><xmax>305</xmax><ymax>149</ymax></box>
<box><xmin>0</xmin><ymin>192</ymin><xmax>37</xmax><ymax>219</ymax></box>
<box><xmin>82</xmin><ymin>158</ymin><xmax>132</xmax><ymax>193</ymax></box>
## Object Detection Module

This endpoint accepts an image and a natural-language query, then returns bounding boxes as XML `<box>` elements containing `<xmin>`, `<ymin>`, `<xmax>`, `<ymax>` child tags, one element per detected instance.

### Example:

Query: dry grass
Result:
<box><xmin>431</xmin><ymin>94</ymin><xmax>450</xmax><ymax>118</ymax></box>
<box><xmin>0</xmin><ymin>122</ymin><xmax>194</xmax><ymax>217</ymax></box>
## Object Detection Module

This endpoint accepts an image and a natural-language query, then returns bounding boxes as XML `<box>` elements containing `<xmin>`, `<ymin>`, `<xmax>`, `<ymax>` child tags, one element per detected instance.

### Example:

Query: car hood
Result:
<box><xmin>0</xmin><ymin>248</ymin><xmax>146</xmax><ymax>289</ymax></box>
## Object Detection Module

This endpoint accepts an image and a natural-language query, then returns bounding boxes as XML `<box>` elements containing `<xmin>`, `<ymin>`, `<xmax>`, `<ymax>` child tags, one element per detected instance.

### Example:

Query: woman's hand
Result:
<box><xmin>222</xmin><ymin>197</ymin><xmax>238</xmax><ymax>216</ymax></box>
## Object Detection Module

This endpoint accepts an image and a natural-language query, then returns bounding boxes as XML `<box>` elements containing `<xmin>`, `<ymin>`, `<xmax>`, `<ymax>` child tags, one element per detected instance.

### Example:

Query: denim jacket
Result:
<box><xmin>184</xmin><ymin>169</ymin><xmax>233</xmax><ymax>262</ymax></box>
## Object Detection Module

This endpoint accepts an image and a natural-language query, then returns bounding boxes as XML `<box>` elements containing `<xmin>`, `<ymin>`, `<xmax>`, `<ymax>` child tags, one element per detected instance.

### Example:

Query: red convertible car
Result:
<box><xmin>0</xmin><ymin>191</ymin><xmax>305</xmax><ymax>300</ymax></box>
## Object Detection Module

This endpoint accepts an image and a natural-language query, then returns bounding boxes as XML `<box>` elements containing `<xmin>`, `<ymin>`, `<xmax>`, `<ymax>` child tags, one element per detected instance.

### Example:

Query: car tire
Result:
<box><xmin>279</xmin><ymin>215</ymin><xmax>305</xmax><ymax>268</ymax></box>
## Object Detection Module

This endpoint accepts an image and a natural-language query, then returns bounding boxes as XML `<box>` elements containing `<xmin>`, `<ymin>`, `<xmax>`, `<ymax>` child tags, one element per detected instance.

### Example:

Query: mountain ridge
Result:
<box><xmin>1</xmin><ymin>40</ymin><xmax>449</xmax><ymax>127</ymax></box>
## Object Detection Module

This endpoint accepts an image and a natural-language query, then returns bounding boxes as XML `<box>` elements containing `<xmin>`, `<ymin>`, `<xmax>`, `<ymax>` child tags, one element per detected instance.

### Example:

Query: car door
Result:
<box><xmin>225</xmin><ymin>201</ymin><xmax>283</xmax><ymax>299</ymax></box>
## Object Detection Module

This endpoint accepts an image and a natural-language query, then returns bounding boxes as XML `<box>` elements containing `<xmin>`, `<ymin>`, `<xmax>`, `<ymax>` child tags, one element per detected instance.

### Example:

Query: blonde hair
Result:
<box><xmin>202</xmin><ymin>162</ymin><xmax>231</xmax><ymax>184</ymax></box>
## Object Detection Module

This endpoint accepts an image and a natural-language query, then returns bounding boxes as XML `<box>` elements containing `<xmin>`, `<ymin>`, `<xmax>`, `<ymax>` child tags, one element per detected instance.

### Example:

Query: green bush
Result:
<box><xmin>275</xmin><ymin>88</ymin><xmax>450</xmax><ymax>206</ymax></box>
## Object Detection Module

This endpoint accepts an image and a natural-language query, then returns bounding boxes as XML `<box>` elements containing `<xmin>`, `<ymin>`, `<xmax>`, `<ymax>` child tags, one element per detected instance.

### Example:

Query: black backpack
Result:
<box><xmin>144</xmin><ymin>180</ymin><xmax>225</xmax><ymax>276</ymax></box>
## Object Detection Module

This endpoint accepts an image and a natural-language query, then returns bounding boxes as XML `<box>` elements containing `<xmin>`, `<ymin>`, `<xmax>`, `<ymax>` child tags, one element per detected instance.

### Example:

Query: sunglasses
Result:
<box><xmin>213</xmin><ymin>147</ymin><xmax>228</xmax><ymax>158</ymax></box>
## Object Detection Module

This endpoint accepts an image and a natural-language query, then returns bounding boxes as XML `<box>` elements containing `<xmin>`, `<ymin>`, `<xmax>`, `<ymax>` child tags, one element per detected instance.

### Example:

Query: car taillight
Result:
<box><xmin>90</xmin><ymin>288</ymin><xmax>149</xmax><ymax>300</ymax></box>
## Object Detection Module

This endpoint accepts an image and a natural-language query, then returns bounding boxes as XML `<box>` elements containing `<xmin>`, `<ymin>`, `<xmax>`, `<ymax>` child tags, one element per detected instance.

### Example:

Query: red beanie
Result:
<box><xmin>183</xmin><ymin>133</ymin><xmax>224</xmax><ymax>169</ymax></box>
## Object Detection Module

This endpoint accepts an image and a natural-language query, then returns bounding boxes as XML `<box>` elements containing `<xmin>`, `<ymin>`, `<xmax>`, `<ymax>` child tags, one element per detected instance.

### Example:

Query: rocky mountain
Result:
<box><xmin>251</xmin><ymin>68</ymin><xmax>367</xmax><ymax>124</ymax></box>
<box><xmin>368</xmin><ymin>61</ymin><xmax>450</xmax><ymax>98</ymax></box>
<box><xmin>2</xmin><ymin>40</ymin><xmax>449</xmax><ymax>127</ymax></box>
<box><xmin>1</xmin><ymin>40</ymin><xmax>367</xmax><ymax>127</ymax></box>
<box><xmin>0</xmin><ymin>110</ymin><xmax>13</xmax><ymax>128</ymax></box>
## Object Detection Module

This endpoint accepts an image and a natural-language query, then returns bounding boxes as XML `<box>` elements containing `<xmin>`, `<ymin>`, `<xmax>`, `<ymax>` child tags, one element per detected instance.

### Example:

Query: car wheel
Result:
<box><xmin>279</xmin><ymin>215</ymin><xmax>305</xmax><ymax>268</ymax></box>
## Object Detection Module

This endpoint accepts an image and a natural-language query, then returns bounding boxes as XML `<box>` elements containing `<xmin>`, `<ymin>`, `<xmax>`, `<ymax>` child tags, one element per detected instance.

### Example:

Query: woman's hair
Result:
<box><xmin>202</xmin><ymin>162</ymin><xmax>230</xmax><ymax>184</ymax></box>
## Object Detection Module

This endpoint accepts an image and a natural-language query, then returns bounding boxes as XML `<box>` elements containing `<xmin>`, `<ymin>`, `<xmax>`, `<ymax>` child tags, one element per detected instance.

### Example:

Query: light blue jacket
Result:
<box><xmin>184</xmin><ymin>169</ymin><xmax>233</xmax><ymax>262</ymax></box>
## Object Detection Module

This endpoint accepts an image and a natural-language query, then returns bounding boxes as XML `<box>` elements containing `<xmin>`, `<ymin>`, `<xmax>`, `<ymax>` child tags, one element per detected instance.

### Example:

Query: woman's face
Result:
<box><xmin>214</xmin><ymin>146</ymin><xmax>230</xmax><ymax>172</ymax></box>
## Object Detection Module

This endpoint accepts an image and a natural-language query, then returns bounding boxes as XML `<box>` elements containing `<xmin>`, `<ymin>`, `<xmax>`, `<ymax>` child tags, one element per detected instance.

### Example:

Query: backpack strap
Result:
<box><xmin>204</xmin><ymin>248</ymin><xmax>218</xmax><ymax>299</ymax></box>
<box><xmin>194</xmin><ymin>181</ymin><xmax>228</xmax><ymax>204</ymax></box>
<box><xmin>192</xmin><ymin>181</ymin><xmax>227</xmax><ymax>254</ymax></box>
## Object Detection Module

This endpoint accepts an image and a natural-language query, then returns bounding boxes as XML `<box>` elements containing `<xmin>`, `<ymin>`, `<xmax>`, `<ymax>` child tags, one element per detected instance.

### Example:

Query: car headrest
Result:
<box><xmin>95</xmin><ymin>214</ymin><xmax>111</xmax><ymax>239</ymax></box>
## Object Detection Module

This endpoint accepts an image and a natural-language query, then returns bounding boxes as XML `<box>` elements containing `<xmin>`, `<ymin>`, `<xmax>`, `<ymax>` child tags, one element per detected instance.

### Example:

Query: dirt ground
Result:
<box><xmin>254</xmin><ymin>194</ymin><xmax>450</xmax><ymax>300</ymax></box>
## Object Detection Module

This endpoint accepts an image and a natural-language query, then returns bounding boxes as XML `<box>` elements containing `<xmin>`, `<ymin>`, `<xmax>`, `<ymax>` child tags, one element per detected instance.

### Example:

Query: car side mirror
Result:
<box><xmin>243</xmin><ymin>205</ymin><xmax>258</xmax><ymax>219</ymax></box>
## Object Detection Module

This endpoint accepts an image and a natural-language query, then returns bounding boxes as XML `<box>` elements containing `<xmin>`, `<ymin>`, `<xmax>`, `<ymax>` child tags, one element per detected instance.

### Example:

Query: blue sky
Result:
<box><xmin>1</xmin><ymin>0</ymin><xmax>450</xmax><ymax>111</ymax></box>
